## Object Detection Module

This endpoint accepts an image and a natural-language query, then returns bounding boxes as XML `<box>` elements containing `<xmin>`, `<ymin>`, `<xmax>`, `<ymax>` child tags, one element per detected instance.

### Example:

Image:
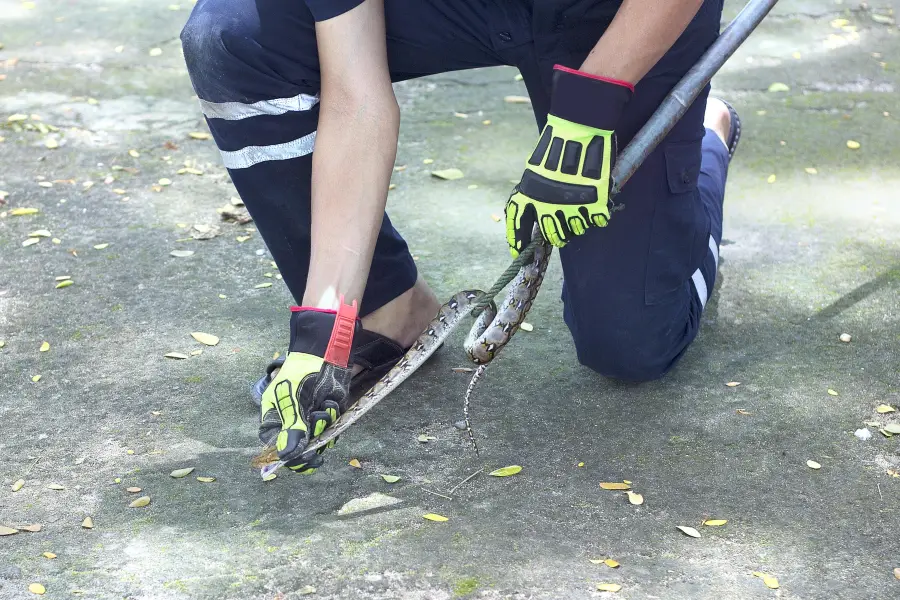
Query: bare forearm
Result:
<box><xmin>580</xmin><ymin>0</ymin><xmax>704</xmax><ymax>84</ymax></box>
<box><xmin>303</xmin><ymin>0</ymin><xmax>398</xmax><ymax>310</ymax></box>
<box><xmin>305</xmin><ymin>90</ymin><xmax>399</xmax><ymax>309</ymax></box>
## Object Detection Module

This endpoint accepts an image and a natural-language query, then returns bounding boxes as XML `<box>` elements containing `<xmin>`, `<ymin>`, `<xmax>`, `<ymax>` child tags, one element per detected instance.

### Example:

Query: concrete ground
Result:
<box><xmin>1</xmin><ymin>0</ymin><xmax>899</xmax><ymax>598</ymax></box>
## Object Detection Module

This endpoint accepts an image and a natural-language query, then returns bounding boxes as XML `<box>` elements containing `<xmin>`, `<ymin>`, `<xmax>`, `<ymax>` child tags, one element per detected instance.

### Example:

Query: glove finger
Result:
<box><xmin>307</xmin><ymin>409</ymin><xmax>335</xmax><ymax>438</ymax></box>
<box><xmin>567</xmin><ymin>214</ymin><xmax>587</xmax><ymax>237</ymax></box>
<box><xmin>319</xmin><ymin>399</ymin><xmax>341</xmax><ymax>424</ymax></box>
<box><xmin>276</xmin><ymin>428</ymin><xmax>310</xmax><ymax>462</ymax></box>
<box><xmin>259</xmin><ymin>408</ymin><xmax>281</xmax><ymax>445</ymax></box>
<box><xmin>590</xmin><ymin>210</ymin><xmax>609</xmax><ymax>228</ymax></box>
<box><xmin>539</xmin><ymin>212</ymin><xmax>567</xmax><ymax>248</ymax></box>
<box><xmin>506</xmin><ymin>195</ymin><xmax>536</xmax><ymax>257</ymax></box>
<box><xmin>286</xmin><ymin>450</ymin><xmax>325</xmax><ymax>474</ymax></box>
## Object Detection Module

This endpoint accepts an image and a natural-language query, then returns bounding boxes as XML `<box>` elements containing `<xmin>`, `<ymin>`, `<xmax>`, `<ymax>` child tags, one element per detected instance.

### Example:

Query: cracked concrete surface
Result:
<box><xmin>1</xmin><ymin>0</ymin><xmax>899</xmax><ymax>598</ymax></box>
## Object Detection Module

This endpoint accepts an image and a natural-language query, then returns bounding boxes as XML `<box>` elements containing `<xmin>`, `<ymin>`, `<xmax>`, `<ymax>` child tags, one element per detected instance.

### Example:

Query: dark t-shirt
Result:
<box><xmin>306</xmin><ymin>0</ymin><xmax>365</xmax><ymax>21</ymax></box>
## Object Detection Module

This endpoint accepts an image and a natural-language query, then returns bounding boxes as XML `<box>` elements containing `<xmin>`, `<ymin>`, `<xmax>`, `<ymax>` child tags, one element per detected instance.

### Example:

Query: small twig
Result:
<box><xmin>23</xmin><ymin>456</ymin><xmax>42</xmax><ymax>477</ymax></box>
<box><xmin>447</xmin><ymin>467</ymin><xmax>484</xmax><ymax>496</ymax></box>
<box><xmin>877</xmin><ymin>483</ymin><xmax>883</xmax><ymax>501</ymax></box>
<box><xmin>422</xmin><ymin>488</ymin><xmax>453</xmax><ymax>500</ymax></box>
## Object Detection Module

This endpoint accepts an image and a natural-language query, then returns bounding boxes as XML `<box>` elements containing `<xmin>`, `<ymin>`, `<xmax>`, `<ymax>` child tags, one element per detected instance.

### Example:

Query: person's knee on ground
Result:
<box><xmin>570</xmin><ymin>320</ymin><xmax>695</xmax><ymax>383</ymax></box>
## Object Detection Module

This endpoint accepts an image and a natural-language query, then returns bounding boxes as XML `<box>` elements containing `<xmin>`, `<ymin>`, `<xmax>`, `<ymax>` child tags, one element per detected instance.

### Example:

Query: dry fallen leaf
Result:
<box><xmin>28</xmin><ymin>583</ymin><xmax>46</xmax><ymax>595</ymax></box>
<box><xmin>736</xmin><ymin>409</ymin><xmax>752</xmax><ymax>416</ymax></box>
<box><xmin>504</xmin><ymin>95</ymin><xmax>531</xmax><ymax>104</ymax></box>
<box><xmin>0</xmin><ymin>525</ymin><xmax>18</xmax><ymax>536</ymax></box>
<box><xmin>766</xmin><ymin>174</ymin><xmax>776</xmax><ymax>184</ymax></box>
<box><xmin>422</xmin><ymin>158</ymin><xmax>434</xmax><ymax>164</ymax></box>
<box><xmin>519</xmin><ymin>322</ymin><xmax>534</xmax><ymax>332</ymax></box>
<box><xmin>11</xmin><ymin>207</ymin><xmax>40</xmax><ymax>216</ymax></box>
<box><xmin>128</xmin><ymin>496</ymin><xmax>151</xmax><ymax>508</ymax></box>
<box><xmin>164</xmin><ymin>352</ymin><xmax>188</xmax><ymax>360</ymax></box>
<box><xmin>894</xmin><ymin>567</ymin><xmax>900</xmax><ymax>580</ymax></box>
<box><xmin>880</xmin><ymin>428</ymin><xmax>893</xmax><ymax>438</ymax></box>
<box><xmin>128</xmin><ymin>149</ymin><xmax>140</xmax><ymax>158</ymax></box>
<box><xmin>600</xmin><ymin>482</ymin><xmax>630</xmax><ymax>490</ymax></box>
<box><xmin>763</xmin><ymin>576</ymin><xmax>779</xmax><ymax>589</ymax></box>
<box><xmin>191</xmin><ymin>332</ymin><xmax>219</xmax><ymax>346</ymax></box>
<box><xmin>188</xmin><ymin>131</ymin><xmax>212</xmax><ymax>140</ymax></box>
<box><xmin>677</xmin><ymin>525</ymin><xmax>701</xmax><ymax>538</ymax></box>
<box><xmin>22</xmin><ymin>238</ymin><xmax>41</xmax><ymax>248</ymax></box>
<box><xmin>197</xmin><ymin>476</ymin><xmax>216</xmax><ymax>483</ymax></box>
<box><xmin>126</xmin><ymin>487</ymin><xmax>141</xmax><ymax>493</ymax></box>
<box><xmin>81</xmin><ymin>517</ymin><xmax>93</xmax><ymax>529</ymax></box>
<box><xmin>39</xmin><ymin>341</ymin><xmax>50</xmax><ymax>352</ymax></box>
<box><xmin>47</xmin><ymin>483</ymin><xmax>64</xmax><ymax>490</ymax></box>
<box><xmin>190</xmin><ymin>349</ymin><xmax>203</xmax><ymax>356</ymax></box>
<box><xmin>417</xmin><ymin>434</ymin><xmax>436</xmax><ymax>443</ymax></box>
<box><xmin>725</xmin><ymin>381</ymin><xmax>741</xmax><ymax>387</ymax></box>
<box><xmin>55</xmin><ymin>280</ymin><xmax>74</xmax><ymax>289</ymax></box>
<box><xmin>12</xmin><ymin>479</ymin><xmax>24</xmax><ymax>492</ymax></box>
<box><xmin>884</xmin><ymin>424</ymin><xmax>900</xmax><ymax>434</ymax></box>
<box><xmin>149</xmin><ymin>48</ymin><xmax>162</xmax><ymax>56</ymax></box>
<box><xmin>827</xmin><ymin>389</ymin><xmax>839</xmax><ymax>396</ymax></box>
<box><xmin>604</xmin><ymin>559</ymin><xmax>620</xmax><ymax>568</ymax></box>
<box><xmin>804</xmin><ymin>167</ymin><xmax>818</xmax><ymax>174</ymax></box>
<box><xmin>254</xmin><ymin>282</ymin><xmax>273</xmax><ymax>289</ymax></box>
<box><xmin>380</xmin><ymin>474</ymin><xmax>401</xmax><ymax>483</ymax></box>
<box><xmin>875</xmin><ymin>404</ymin><xmax>895</xmax><ymax>414</ymax></box>
<box><xmin>170</xmin><ymin>250</ymin><xmax>194</xmax><ymax>258</ymax></box>
<box><xmin>806</xmin><ymin>460</ymin><xmax>822</xmax><ymax>470</ymax></box>
<box><xmin>703</xmin><ymin>519</ymin><xmax>728</xmax><ymax>526</ymax></box>
<box><xmin>42</xmin><ymin>552</ymin><xmax>56</xmax><ymax>559</ymax></box>
<box><xmin>626</xmin><ymin>491</ymin><xmax>644</xmax><ymax>505</ymax></box>
<box><xmin>170</xmin><ymin>467</ymin><xmax>195</xmax><ymax>478</ymax></box>
<box><xmin>846</xmin><ymin>140</ymin><xmax>861</xmax><ymax>150</ymax></box>
<box><xmin>767</xmin><ymin>82</ymin><xmax>790</xmax><ymax>93</ymax></box>
<box><xmin>431</xmin><ymin>168</ymin><xmax>464</xmax><ymax>181</ymax></box>
<box><xmin>20</xmin><ymin>524</ymin><xmax>41</xmax><ymax>532</ymax></box>
<box><xmin>489</xmin><ymin>465</ymin><xmax>522</xmax><ymax>477</ymax></box>
<box><xmin>31</xmin><ymin>375</ymin><xmax>41</xmax><ymax>382</ymax></box>
<box><xmin>422</xmin><ymin>513</ymin><xmax>448</xmax><ymax>522</ymax></box>
<box><xmin>839</xmin><ymin>333</ymin><xmax>852</xmax><ymax>342</ymax></box>
<box><xmin>348</xmin><ymin>459</ymin><xmax>362</xmax><ymax>469</ymax></box>
<box><xmin>596</xmin><ymin>583</ymin><xmax>622</xmax><ymax>592</ymax></box>
<box><xmin>158</xmin><ymin>178</ymin><xmax>172</xmax><ymax>186</ymax></box>
<box><xmin>29</xmin><ymin>229</ymin><xmax>51</xmax><ymax>238</ymax></box>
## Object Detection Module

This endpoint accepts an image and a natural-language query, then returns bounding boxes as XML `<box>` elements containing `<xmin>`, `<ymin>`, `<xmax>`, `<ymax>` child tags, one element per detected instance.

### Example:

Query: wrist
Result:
<box><xmin>549</xmin><ymin>65</ymin><xmax>633</xmax><ymax>132</ymax></box>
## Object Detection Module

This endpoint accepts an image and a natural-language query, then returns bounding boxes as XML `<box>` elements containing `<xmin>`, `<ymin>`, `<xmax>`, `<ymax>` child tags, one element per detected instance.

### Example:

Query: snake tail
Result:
<box><xmin>463</xmin><ymin>363</ymin><xmax>488</xmax><ymax>455</ymax></box>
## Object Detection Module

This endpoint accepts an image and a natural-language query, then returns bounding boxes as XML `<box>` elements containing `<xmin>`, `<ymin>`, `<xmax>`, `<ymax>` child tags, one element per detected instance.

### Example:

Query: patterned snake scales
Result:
<box><xmin>257</xmin><ymin>235</ymin><xmax>552</xmax><ymax>479</ymax></box>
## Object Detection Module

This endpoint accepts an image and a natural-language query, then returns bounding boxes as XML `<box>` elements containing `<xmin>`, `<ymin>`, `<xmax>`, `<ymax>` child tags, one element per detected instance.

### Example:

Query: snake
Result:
<box><xmin>256</xmin><ymin>236</ymin><xmax>553</xmax><ymax>480</ymax></box>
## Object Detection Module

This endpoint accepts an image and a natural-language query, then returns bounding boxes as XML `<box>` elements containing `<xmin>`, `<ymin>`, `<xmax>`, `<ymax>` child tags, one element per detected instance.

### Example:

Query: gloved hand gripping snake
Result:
<box><xmin>253</xmin><ymin>231</ymin><xmax>552</xmax><ymax>479</ymax></box>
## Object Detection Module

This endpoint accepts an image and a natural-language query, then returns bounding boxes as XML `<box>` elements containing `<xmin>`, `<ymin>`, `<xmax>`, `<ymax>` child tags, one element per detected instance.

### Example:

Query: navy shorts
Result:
<box><xmin>180</xmin><ymin>0</ymin><xmax>728</xmax><ymax>381</ymax></box>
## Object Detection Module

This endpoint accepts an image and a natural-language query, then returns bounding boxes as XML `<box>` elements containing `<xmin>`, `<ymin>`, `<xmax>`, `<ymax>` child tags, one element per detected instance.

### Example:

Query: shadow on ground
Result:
<box><xmin>1</xmin><ymin>0</ymin><xmax>898</xmax><ymax>598</ymax></box>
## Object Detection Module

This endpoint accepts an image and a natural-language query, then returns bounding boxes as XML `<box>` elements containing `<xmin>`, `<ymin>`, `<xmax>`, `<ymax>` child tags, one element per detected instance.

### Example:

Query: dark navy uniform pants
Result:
<box><xmin>180</xmin><ymin>0</ymin><xmax>728</xmax><ymax>381</ymax></box>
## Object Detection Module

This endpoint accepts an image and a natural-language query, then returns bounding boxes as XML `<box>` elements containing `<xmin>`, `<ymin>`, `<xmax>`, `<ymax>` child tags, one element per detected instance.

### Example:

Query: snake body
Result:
<box><xmin>258</xmin><ymin>239</ymin><xmax>552</xmax><ymax>479</ymax></box>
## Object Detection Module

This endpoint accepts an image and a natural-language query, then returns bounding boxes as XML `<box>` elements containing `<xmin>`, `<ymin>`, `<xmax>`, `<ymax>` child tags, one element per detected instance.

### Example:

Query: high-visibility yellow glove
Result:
<box><xmin>506</xmin><ymin>65</ymin><xmax>633</xmax><ymax>256</ymax></box>
<box><xmin>258</xmin><ymin>299</ymin><xmax>358</xmax><ymax>474</ymax></box>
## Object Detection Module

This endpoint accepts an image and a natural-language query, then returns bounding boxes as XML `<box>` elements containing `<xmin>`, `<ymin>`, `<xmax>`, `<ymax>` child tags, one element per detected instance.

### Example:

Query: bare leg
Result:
<box><xmin>704</xmin><ymin>97</ymin><xmax>732</xmax><ymax>148</ymax></box>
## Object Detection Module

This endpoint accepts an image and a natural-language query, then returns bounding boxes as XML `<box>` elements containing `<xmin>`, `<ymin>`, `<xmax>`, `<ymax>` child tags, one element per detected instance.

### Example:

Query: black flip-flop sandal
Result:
<box><xmin>250</xmin><ymin>328</ymin><xmax>413</xmax><ymax>408</ymax></box>
<box><xmin>716</xmin><ymin>98</ymin><xmax>742</xmax><ymax>162</ymax></box>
